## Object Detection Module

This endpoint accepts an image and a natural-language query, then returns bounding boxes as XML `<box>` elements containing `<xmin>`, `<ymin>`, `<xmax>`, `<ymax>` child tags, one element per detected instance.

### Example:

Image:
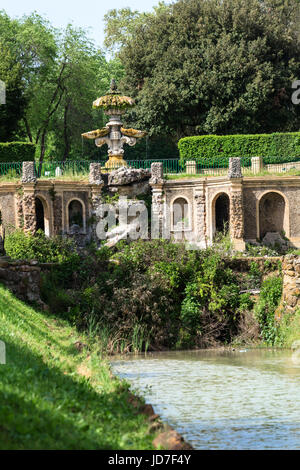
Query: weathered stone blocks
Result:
<box><xmin>22</xmin><ymin>162</ymin><xmax>36</xmax><ymax>183</ymax></box>
<box><xmin>150</xmin><ymin>162</ymin><xmax>164</xmax><ymax>184</ymax></box>
<box><xmin>228</xmin><ymin>158</ymin><xmax>242</xmax><ymax>179</ymax></box>
<box><xmin>0</xmin><ymin>260</ymin><xmax>43</xmax><ymax>306</ymax></box>
<box><xmin>89</xmin><ymin>163</ymin><xmax>103</xmax><ymax>185</ymax></box>
<box><xmin>279</xmin><ymin>254</ymin><xmax>300</xmax><ymax>314</ymax></box>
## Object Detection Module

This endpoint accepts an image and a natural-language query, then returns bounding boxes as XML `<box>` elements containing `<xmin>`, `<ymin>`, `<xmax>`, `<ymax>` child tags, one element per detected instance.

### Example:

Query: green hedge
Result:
<box><xmin>178</xmin><ymin>133</ymin><xmax>300</xmax><ymax>164</ymax></box>
<box><xmin>0</xmin><ymin>142</ymin><xmax>36</xmax><ymax>162</ymax></box>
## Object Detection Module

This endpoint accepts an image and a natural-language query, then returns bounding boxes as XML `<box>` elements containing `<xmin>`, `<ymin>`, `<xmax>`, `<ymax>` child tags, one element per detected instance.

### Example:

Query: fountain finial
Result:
<box><xmin>110</xmin><ymin>78</ymin><xmax>119</xmax><ymax>94</ymax></box>
<box><xmin>82</xmin><ymin>79</ymin><xmax>147</xmax><ymax>169</ymax></box>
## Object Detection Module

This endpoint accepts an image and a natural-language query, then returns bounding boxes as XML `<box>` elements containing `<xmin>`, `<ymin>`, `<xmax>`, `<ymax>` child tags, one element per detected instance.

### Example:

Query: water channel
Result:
<box><xmin>111</xmin><ymin>349</ymin><xmax>300</xmax><ymax>450</ymax></box>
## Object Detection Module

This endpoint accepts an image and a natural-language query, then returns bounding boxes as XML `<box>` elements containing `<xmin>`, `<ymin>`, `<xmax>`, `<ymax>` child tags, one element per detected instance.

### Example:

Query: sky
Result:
<box><xmin>0</xmin><ymin>0</ymin><xmax>166</xmax><ymax>49</ymax></box>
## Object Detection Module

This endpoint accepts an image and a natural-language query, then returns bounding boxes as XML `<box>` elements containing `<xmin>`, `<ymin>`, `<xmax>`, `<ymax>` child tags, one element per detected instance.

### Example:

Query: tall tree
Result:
<box><xmin>0</xmin><ymin>10</ymin><xmax>125</xmax><ymax>162</ymax></box>
<box><xmin>105</xmin><ymin>0</ymin><xmax>300</xmax><ymax>138</ymax></box>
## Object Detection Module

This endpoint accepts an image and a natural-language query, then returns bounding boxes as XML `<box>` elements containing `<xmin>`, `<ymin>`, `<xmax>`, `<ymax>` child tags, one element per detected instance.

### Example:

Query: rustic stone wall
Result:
<box><xmin>280</xmin><ymin>254</ymin><xmax>300</xmax><ymax>314</ymax></box>
<box><xmin>0</xmin><ymin>192</ymin><xmax>18</xmax><ymax>231</ymax></box>
<box><xmin>0</xmin><ymin>258</ymin><xmax>43</xmax><ymax>307</ymax></box>
<box><xmin>4</xmin><ymin>162</ymin><xmax>300</xmax><ymax>250</ymax></box>
<box><xmin>242</xmin><ymin>179</ymin><xmax>300</xmax><ymax>243</ymax></box>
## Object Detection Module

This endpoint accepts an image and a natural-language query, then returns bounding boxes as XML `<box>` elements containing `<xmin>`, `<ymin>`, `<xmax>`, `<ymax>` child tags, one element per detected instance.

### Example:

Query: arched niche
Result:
<box><xmin>212</xmin><ymin>192</ymin><xmax>230</xmax><ymax>237</ymax></box>
<box><xmin>258</xmin><ymin>191</ymin><xmax>289</xmax><ymax>239</ymax></box>
<box><xmin>35</xmin><ymin>196</ymin><xmax>50</xmax><ymax>237</ymax></box>
<box><xmin>67</xmin><ymin>199</ymin><xmax>86</xmax><ymax>233</ymax></box>
<box><xmin>171</xmin><ymin>196</ymin><xmax>190</xmax><ymax>231</ymax></box>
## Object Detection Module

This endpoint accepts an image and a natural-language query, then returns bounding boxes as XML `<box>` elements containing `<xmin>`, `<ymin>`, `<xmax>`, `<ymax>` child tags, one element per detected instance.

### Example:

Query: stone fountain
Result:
<box><xmin>82</xmin><ymin>79</ymin><xmax>147</xmax><ymax>168</ymax></box>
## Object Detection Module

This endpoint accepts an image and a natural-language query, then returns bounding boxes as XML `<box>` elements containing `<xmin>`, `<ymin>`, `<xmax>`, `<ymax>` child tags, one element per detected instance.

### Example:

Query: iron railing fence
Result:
<box><xmin>1</xmin><ymin>156</ymin><xmax>300</xmax><ymax>179</ymax></box>
<box><xmin>0</xmin><ymin>162</ymin><xmax>23</xmax><ymax>179</ymax></box>
<box><xmin>35</xmin><ymin>160</ymin><xmax>91</xmax><ymax>178</ymax></box>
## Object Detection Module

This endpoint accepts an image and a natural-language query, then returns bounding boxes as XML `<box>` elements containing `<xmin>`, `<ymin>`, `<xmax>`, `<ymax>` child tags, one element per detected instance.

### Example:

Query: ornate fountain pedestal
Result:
<box><xmin>82</xmin><ymin>80</ymin><xmax>146</xmax><ymax>169</ymax></box>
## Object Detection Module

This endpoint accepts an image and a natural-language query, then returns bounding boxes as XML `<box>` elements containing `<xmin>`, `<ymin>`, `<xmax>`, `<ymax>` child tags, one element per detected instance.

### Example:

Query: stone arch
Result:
<box><xmin>67</xmin><ymin>198</ymin><xmax>86</xmax><ymax>233</ymax></box>
<box><xmin>35</xmin><ymin>196</ymin><xmax>50</xmax><ymax>237</ymax></box>
<box><xmin>212</xmin><ymin>192</ymin><xmax>230</xmax><ymax>237</ymax></box>
<box><xmin>257</xmin><ymin>190</ymin><xmax>289</xmax><ymax>239</ymax></box>
<box><xmin>171</xmin><ymin>196</ymin><xmax>191</xmax><ymax>230</ymax></box>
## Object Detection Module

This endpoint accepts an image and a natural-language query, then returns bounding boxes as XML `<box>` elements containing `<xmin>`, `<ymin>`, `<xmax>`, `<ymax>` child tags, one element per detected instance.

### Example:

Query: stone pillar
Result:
<box><xmin>186</xmin><ymin>161</ymin><xmax>197</xmax><ymax>175</ymax></box>
<box><xmin>89</xmin><ymin>163</ymin><xmax>104</xmax><ymax>242</ymax></box>
<box><xmin>16</xmin><ymin>190</ymin><xmax>24</xmax><ymax>229</ymax></box>
<box><xmin>228</xmin><ymin>157</ymin><xmax>242</xmax><ymax>179</ymax></box>
<box><xmin>21</xmin><ymin>162</ymin><xmax>37</xmax><ymax>234</ymax></box>
<box><xmin>22</xmin><ymin>184</ymin><xmax>36</xmax><ymax>234</ymax></box>
<box><xmin>194</xmin><ymin>185</ymin><xmax>207</xmax><ymax>248</ymax></box>
<box><xmin>228</xmin><ymin>158</ymin><xmax>245</xmax><ymax>250</ymax></box>
<box><xmin>150</xmin><ymin>162</ymin><xmax>164</xmax><ymax>184</ymax></box>
<box><xmin>22</xmin><ymin>161</ymin><xmax>36</xmax><ymax>184</ymax></box>
<box><xmin>89</xmin><ymin>163</ymin><xmax>103</xmax><ymax>186</ymax></box>
<box><xmin>150</xmin><ymin>163</ymin><xmax>165</xmax><ymax>239</ymax></box>
<box><xmin>53</xmin><ymin>194</ymin><xmax>63</xmax><ymax>235</ymax></box>
<box><xmin>229</xmin><ymin>179</ymin><xmax>245</xmax><ymax>251</ymax></box>
<box><xmin>251</xmin><ymin>156</ymin><xmax>264</xmax><ymax>174</ymax></box>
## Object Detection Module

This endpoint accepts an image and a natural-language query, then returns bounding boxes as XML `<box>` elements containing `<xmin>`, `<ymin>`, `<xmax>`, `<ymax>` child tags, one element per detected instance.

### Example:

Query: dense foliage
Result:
<box><xmin>178</xmin><ymin>132</ymin><xmax>300</xmax><ymax>164</ymax></box>
<box><xmin>106</xmin><ymin>0</ymin><xmax>300</xmax><ymax>139</ymax></box>
<box><xmin>6</xmin><ymin>230</ymin><xmax>292</xmax><ymax>349</ymax></box>
<box><xmin>124</xmin><ymin>135</ymin><xmax>179</xmax><ymax>161</ymax></box>
<box><xmin>5</xmin><ymin>232</ymin><xmax>266</xmax><ymax>350</ymax></box>
<box><xmin>254</xmin><ymin>275</ymin><xmax>283</xmax><ymax>344</ymax></box>
<box><xmin>0</xmin><ymin>142</ymin><xmax>36</xmax><ymax>162</ymax></box>
<box><xmin>5</xmin><ymin>229</ymin><xmax>78</xmax><ymax>263</ymax></box>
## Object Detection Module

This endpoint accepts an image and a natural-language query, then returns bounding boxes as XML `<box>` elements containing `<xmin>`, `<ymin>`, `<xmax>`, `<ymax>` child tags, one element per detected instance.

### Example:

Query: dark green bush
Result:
<box><xmin>178</xmin><ymin>133</ymin><xmax>300</xmax><ymax>165</ymax></box>
<box><xmin>0</xmin><ymin>142</ymin><xmax>36</xmax><ymax>162</ymax></box>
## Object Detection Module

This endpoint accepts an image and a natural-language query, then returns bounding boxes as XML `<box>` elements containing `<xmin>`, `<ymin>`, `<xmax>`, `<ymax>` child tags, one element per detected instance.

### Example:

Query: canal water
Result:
<box><xmin>111</xmin><ymin>349</ymin><xmax>300</xmax><ymax>450</ymax></box>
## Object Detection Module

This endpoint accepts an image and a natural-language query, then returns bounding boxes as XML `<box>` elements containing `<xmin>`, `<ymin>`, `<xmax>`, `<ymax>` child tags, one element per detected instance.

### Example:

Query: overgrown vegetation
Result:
<box><xmin>5</xmin><ymin>230</ymin><xmax>299</xmax><ymax>350</ymax></box>
<box><xmin>5</xmin><ymin>229</ymin><xmax>77</xmax><ymax>263</ymax></box>
<box><xmin>0</xmin><ymin>284</ymin><xmax>154</xmax><ymax>449</ymax></box>
<box><xmin>1</xmin><ymin>231</ymin><xmax>279</xmax><ymax>350</ymax></box>
<box><xmin>254</xmin><ymin>276</ymin><xmax>283</xmax><ymax>344</ymax></box>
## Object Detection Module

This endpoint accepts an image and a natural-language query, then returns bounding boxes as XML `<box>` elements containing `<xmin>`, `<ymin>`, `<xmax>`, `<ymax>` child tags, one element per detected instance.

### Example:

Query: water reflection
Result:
<box><xmin>111</xmin><ymin>349</ymin><xmax>300</xmax><ymax>450</ymax></box>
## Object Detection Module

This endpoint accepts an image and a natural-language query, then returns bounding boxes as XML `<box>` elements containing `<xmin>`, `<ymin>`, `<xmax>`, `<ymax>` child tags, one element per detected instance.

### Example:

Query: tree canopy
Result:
<box><xmin>105</xmin><ymin>0</ymin><xmax>300</xmax><ymax>139</ymax></box>
<box><xmin>0</xmin><ymin>10</ymin><xmax>124</xmax><ymax>162</ymax></box>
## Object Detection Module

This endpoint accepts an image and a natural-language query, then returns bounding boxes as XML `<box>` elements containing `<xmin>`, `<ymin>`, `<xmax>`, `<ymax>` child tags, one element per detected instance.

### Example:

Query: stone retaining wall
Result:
<box><xmin>0</xmin><ymin>258</ymin><xmax>43</xmax><ymax>307</ymax></box>
<box><xmin>280</xmin><ymin>254</ymin><xmax>300</xmax><ymax>314</ymax></box>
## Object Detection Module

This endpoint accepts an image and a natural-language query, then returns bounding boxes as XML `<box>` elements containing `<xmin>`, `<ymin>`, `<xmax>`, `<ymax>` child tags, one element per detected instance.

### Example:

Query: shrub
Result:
<box><xmin>5</xmin><ymin>229</ymin><xmax>77</xmax><ymax>263</ymax></box>
<box><xmin>0</xmin><ymin>142</ymin><xmax>36</xmax><ymax>162</ymax></box>
<box><xmin>178</xmin><ymin>133</ymin><xmax>300</xmax><ymax>165</ymax></box>
<box><xmin>254</xmin><ymin>275</ymin><xmax>283</xmax><ymax>344</ymax></box>
<box><xmin>276</xmin><ymin>309</ymin><xmax>300</xmax><ymax>347</ymax></box>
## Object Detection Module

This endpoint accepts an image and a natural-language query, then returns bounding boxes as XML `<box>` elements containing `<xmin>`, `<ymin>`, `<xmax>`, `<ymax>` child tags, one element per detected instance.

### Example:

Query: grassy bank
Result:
<box><xmin>0</xmin><ymin>284</ymin><xmax>155</xmax><ymax>450</ymax></box>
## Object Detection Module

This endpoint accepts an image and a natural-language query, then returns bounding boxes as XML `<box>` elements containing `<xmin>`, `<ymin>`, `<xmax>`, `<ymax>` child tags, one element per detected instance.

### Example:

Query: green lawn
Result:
<box><xmin>0</xmin><ymin>285</ymin><xmax>154</xmax><ymax>450</ymax></box>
